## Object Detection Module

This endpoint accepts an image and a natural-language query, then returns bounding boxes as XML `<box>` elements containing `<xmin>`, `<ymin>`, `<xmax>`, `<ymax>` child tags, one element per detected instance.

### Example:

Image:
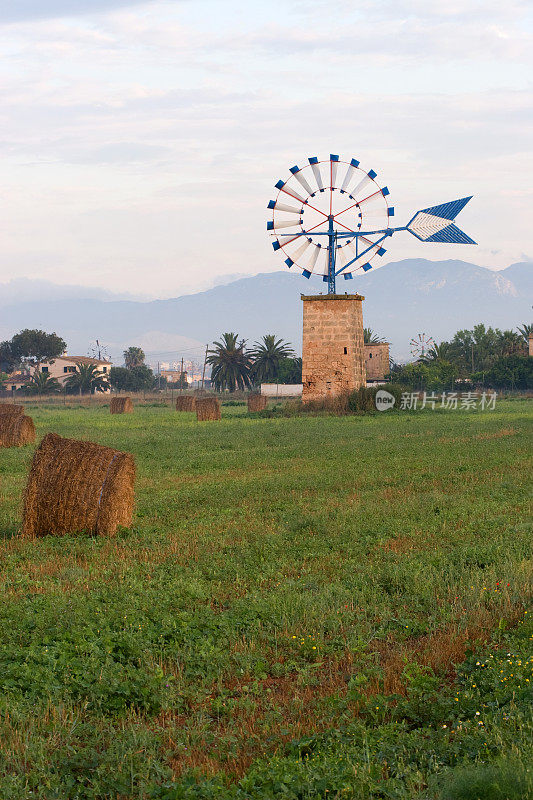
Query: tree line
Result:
<box><xmin>1</xmin><ymin>323</ymin><xmax>531</xmax><ymax>395</ymax></box>
<box><xmin>0</xmin><ymin>331</ymin><xmax>303</xmax><ymax>395</ymax></box>
<box><xmin>206</xmin><ymin>333</ymin><xmax>301</xmax><ymax>391</ymax></box>
<box><xmin>392</xmin><ymin>323</ymin><xmax>533</xmax><ymax>390</ymax></box>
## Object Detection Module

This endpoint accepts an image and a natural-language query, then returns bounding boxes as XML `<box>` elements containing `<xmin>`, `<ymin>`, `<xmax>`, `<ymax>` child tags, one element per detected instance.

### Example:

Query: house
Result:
<box><xmin>160</xmin><ymin>369</ymin><xmax>188</xmax><ymax>384</ymax></box>
<box><xmin>3</xmin><ymin>372</ymin><xmax>32</xmax><ymax>392</ymax></box>
<box><xmin>36</xmin><ymin>355</ymin><xmax>113</xmax><ymax>391</ymax></box>
<box><xmin>365</xmin><ymin>343</ymin><xmax>390</xmax><ymax>383</ymax></box>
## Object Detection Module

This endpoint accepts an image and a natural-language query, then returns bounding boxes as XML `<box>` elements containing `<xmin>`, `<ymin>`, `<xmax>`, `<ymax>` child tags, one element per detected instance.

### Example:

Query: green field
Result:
<box><xmin>0</xmin><ymin>400</ymin><xmax>532</xmax><ymax>799</ymax></box>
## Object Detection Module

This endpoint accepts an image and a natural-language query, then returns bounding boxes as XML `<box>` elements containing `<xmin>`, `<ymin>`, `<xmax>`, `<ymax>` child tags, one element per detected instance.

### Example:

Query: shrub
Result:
<box><xmin>347</xmin><ymin>384</ymin><xmax>403</xmax><ymax>413</ymax></box>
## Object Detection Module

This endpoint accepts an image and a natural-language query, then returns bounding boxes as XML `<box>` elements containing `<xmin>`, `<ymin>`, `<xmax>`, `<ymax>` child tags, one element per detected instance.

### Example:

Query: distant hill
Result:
<box><xmin>0</xmin><ymin>259</ymin><xmax>531</xmax><ymax>362</ymax></box>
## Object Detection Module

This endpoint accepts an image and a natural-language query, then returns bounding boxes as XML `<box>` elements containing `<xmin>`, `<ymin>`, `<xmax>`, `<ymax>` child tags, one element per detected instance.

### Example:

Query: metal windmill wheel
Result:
<box><xmin>267</xmin><ymin>154</ymin><xmax>476</xmax><ymax>295</ymax></box>
<box><xmin>410</xmin><ymin>333</ymin><xmax>435</xmax><ymax>359</ymax></box>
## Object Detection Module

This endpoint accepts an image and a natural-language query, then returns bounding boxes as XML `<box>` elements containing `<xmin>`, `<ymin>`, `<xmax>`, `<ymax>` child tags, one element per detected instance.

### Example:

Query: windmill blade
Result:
<box><xmin>307</xmin><ymin>243</ymin><xmax>322</xmax><ymax>271</ymax></box>
<box><xmin>290</xmin><ymin>238</ymin><xmax>313</xmax><ymax>260</ymax></box>
<box><xmin>289</xmin><ymin>166</ymin><xmax>314</xmax><ymax>196</ymax></box>
<box><xmin>275</xmin><ymin>180</ymin><xmax>307</xmax><ymax>204</ymax></box>
<box><xmin>358</xmin><ymin>187</ymin><xmax>389</xmax><ymax>209</ymax></box>
<box><xmin>407</xmin><ymin>197</ymin><xmax>476</xmax><ymax>243</ymax></box>
<box><xmin>330</xmin><ymin>154</ymin><xmax>339</xmax><ymax>188</ymax></box>
<box><xmin>349</xmin><ymin>169</ymin><xmax>377</xmax><ymax>199</ymax></box>
<box><xmin>340</xmin><ymin>158</ymin><xmax>360</xmax><ymax>193</ymax></box>
<box><xmin>270</xmin><ymin>217</ymin><xmax>302</xmax><ymax>229</ymax></box>
<box><xmin>269</xmin><ymin>200</ymin><xmax>303</xmax><ymax>214</ymax></box>
<box><xmin>336</xmin><ymin>246</ymin><xmax>348</xmax><ymax>268</ymax></box>
<box><xmin>308</xmin><ymin>156</ymin><xmax>324</xmax><ymax>192</ymax></box>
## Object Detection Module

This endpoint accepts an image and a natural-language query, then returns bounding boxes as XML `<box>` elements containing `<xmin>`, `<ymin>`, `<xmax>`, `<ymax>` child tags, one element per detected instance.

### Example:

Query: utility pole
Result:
<box><xmin>180</xmin><ymin>357</ymin><xmax>184</xmax><ymax>394</ymax></box>
<box><xmin>157</xmin><ymin>361</ymin><xmax>161</xmax><ymax>390</ymax></box>
<box><xmin>201</xmin><ymin>344</ymin><xmax>208</xmax><ymax>391</ymax></box>
<box><xmin>471</xmin><ymin>343</ymin><xmax>474</xmax><ymax>373</ymax></box>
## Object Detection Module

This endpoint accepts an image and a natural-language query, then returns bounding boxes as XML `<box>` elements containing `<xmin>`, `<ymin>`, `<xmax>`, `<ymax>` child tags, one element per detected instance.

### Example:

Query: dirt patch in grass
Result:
<box><xmin>162</xmin><ymin>594</ymin><xmax>528</xmax><ymax>780</ymax></box>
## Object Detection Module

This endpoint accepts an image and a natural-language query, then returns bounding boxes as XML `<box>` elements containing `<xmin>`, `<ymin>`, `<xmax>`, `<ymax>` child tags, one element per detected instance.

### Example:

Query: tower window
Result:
<box><xmin>343</xmin><ymin>347</ymin><xmax>348</xmax><ymax>354</ymax></box>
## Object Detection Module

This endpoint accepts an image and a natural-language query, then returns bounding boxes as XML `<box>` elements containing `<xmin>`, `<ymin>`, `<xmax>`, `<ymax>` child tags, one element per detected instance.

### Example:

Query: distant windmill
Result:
<box><xmin>410</xmin><ymin>333</ymin><xmax>435</xmax><ymax>360</ymax></box>
<box><xmin>89</xmin><ymin>339</ymin><xmax>110</xmax><ymax>361</ymax></box>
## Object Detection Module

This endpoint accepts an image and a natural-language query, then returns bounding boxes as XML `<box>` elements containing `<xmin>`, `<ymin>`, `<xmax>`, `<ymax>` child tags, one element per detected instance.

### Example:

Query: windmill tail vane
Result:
<box><xmin>406</xmin><ymin>196</ymin><xmax>476</xmax><ymax>244</ymax></box>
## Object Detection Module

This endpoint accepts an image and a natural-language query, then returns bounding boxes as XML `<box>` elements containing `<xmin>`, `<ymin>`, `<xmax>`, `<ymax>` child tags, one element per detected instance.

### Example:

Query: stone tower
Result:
<box><xmin>301</xmin><ymin>294</ymin><xmax>366</xmax><ymax>403</ymax></box>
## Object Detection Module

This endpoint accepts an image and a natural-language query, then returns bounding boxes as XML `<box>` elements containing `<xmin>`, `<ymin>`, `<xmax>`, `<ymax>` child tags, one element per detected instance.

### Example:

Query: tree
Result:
<box><xmin>363</xmin><ymin>328</ymin><xmax>385</xmax><ymax>345</ymax></box>
<box><xmin>25</xmin><ymin>372</ymin><xmax>61</xmax><ymax>397</ymax></box>
<box><xmin>420</xmin><ymin>342</ymin><xmax>452</xmax><ymax>363</ymax></box>
<box><xmin>517</xmin><ymin>323</ymin><xmax>533</xmax><ymax>345</ymax></box>
<box><xmin>128</xmin><ymin>364</ymin><xmax>154</xmax><ymax>391</ymax></box>
<box><xmin>109</xmin><ymin>366</ymin><xmax>132</xmax><ymax>392</ymax></box>
<box><xmin>276</xmin><ymin>357</ymin><xmax>302</xmax><ymax>384</ymax></box>
<box><xmin>65</xmin><ymin>363</ymin><xmax>109</xmax><ymax>394</ymax></box>
<box><xmin>123</xmin><ymin>346</ymin><xmax>145</xmax><ymax>369</ymax></box>
<box><xmin>475</xmin><ymin>355</ymin><xmax>533</xmax><ymax>390</ymax></box>
<box><xmin>8</xmin><ymin>329</ymin><xmax>66</xmax><ymax>370</ymax></box>
<box><xmin>0</xmin><ymin>341</ymin><xmax>17</xmax><ymax>373</ymax></box>
<box><xmin>250</xmin><ymin>335</ymin><xmax>294</xmax><ymax>383</ymax></box>
<box><xmin>108</xmin><ymin>364</ymin><xmax>154</xmax><ymax>392</ymax></box>
<box><xmin>207</xmin><ymin>333</ymin><xmax>252</xmax><ymax>391</ymax></box>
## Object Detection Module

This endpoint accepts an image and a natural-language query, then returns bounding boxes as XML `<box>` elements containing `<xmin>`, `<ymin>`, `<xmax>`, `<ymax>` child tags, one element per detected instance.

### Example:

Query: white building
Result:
<box><xmin>36</xmin><ymin>355</ymin><xmax>113</xmax><ymax>391</ymax></box>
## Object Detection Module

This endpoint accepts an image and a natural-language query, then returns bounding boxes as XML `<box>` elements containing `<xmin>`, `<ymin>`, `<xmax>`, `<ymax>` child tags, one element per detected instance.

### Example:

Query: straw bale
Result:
<box><xmin>247</xmin><ymin>394</ymin><xmax>267</xmax><ymax>412</ymax></box>
<box><xmin>0</xmin><ymin>403</ymin><xmax>24</xmax><ymax>417</ymax></box>
<box><xmin>196</xmin><ymin>397</ymin><xmax>221</xmax><ymax>421</ymax></box>
<box><xmin>22</xmin><ymin>433</ymin><xmax>135</xmax><ymax>538</ymax></box>
<box><xmin>0</xmin><ymin>414</ymin><xmax>35</xmax><ymax>448</ymax></box>
<box><xmin>175</xmin><ymin>395</ymin><xmax>196</xmax><ymax>411</ymax></box>
<box><xmin>110</xmin><ymin>396</ymin><xmax>134</xmax><ymax>414</ymax></box>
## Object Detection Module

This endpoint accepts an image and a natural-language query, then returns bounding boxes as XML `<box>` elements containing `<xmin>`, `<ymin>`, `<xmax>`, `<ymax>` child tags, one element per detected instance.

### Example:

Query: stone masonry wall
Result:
<box><xmin>365</xmin><ymin>343</ymin><xmax>390</xmax><ymax>381</ymax></box>
<box><xmin>301</xmin><ymin>294</ymin><xmax>366</xmax><ymax>402</ymax></box>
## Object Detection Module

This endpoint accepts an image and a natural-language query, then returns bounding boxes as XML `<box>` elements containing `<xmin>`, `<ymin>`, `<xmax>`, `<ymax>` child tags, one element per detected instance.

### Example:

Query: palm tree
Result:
<box><xmin>499</xmin><ymin>330</ymin><xmax>524</xmax><ymax>357</ymax></box>
<box><xmin>27</xmin><ymin>372</ymin><xmax>61</xmax><ymax>397</ymax></box>
<box><xmin>65</xmin><ymin>363</ymin><xmax>109</xmax><ymax>395</ymax></box>
<box><xmin>517</xmin><ymin>323</ymin><xmax>533</xmax><ymax>346</ymax></box>
<box><xmin>363</xmin><ymin>328</ymin><xmax>385</xmax><ymax>345</ymax></box>
<box><xmin>123</xmin><ymin>346</ymin><xmax>145</xmax><ymax>369</ymax></box>
<box><xmin>420</xmin><ymin>342</ymin><xmax>451</xmax><ymax>363</ymax></box>
<box><xmin>250</xmin><ymin>335</ymin><xmax>295</xmax><ymax>383</ymax></box>
<box><xmin>207</xmin><ymin>333</ymin><xmax>252</xmax><ymax>391</ymax></box>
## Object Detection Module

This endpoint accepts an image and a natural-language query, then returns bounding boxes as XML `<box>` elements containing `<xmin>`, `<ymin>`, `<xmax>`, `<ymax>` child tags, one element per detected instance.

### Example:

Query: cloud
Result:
<box><xmin>70</xmin><ymin>141</ymin><xmax>172</xmax><ymax>164</ymax></box>
<box><xmin>0</xmin><ymin>0</ymin><xmax>531</xmax><ymax>294</ymax></box>
<box><xmin>0</xmin><ymin>0</ymin><xmax>161</xmax><ymax>24</ymax></box>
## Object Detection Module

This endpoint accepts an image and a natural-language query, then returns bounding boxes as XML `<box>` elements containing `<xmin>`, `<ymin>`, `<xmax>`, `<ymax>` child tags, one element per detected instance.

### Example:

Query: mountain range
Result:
<box><xmin>0</xmin><ymin>259</ymin><xmax>531</xmax><ymax>363</ymax></box>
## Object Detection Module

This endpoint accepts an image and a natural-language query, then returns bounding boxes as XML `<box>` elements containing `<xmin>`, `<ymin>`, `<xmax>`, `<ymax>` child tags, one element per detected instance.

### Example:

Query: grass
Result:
<box><xmin>0</xmin><ymin>400</ymin><xmax>531</xmax><ymax>798</ymax></box>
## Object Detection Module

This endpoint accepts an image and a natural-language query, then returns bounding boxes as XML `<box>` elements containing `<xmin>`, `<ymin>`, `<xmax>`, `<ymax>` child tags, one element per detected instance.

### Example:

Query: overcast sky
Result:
<box><xmin>0</xmin><ymin>0</ymin><xmax>532</xmax><ymax>297</ymax></box>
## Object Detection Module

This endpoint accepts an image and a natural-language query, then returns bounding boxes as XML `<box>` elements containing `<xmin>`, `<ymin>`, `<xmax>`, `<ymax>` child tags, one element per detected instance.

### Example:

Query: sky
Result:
<box><xmin>0</xmin><ymin>0</ymin><xmax>532</xmax><ymax>298</ymax></box>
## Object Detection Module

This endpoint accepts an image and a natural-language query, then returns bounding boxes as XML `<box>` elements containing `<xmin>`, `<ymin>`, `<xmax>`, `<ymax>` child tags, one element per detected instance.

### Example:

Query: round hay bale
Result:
<box><xmin>0</xmin><ymin>414</ymin><xmax>35</xmax><ymax>448</ymax></box>
<box><xmin>196</xmin><ymin>396</ymin><xmax>221</xmax><ymax>421</ymax></box>
<box><xmin>110</xmin><ymin>396</ymin><xmax>134</xmax><ymax>414</ymax></box>
<box><xmin>0</xmin><ymin>403</ymin><xmax>24</xmax><ymax>417</ymax></box>
<box><xmin>22</xmin><ymin>432</ymin><xmax>135</xmax><ymax>538</ymax></box>
<box><xmin>247</xmin><ymin>394</ymin><xmax>267</xmax><ymax>413</ymax></box>
<box><xmin>176</xmin><ymin>396</ymin><xmax>196</xmax><ymax>412</ymax></box>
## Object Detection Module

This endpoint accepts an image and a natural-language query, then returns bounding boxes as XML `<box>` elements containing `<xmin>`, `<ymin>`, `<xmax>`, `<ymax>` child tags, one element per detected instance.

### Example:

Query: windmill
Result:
<box><xmin>410</xmin><ymin>333</ymin><xmax>435</xmax><ymax>360</ymax></box>
<box><xmin>89</xmin><ymin>339</ymin><xmax>110</xmax><ymax>361</ymax></box>
<box><xmin>267</xmin><ymin>154</ymin><xmax>476</xmax><ymax>295</ymax></box>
